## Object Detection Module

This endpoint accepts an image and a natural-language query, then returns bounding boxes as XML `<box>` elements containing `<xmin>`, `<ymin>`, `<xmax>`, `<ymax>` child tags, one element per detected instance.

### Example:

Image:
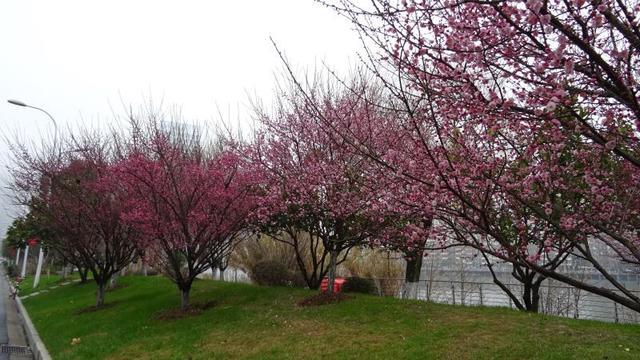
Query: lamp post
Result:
<box><xmin>8</xmin><ymin>98</ymin><xmax>62</xmax><ymax>165</ymax></box>
<box><xmin>7</xmin><ymin>99</ymin><xmax>58</xmax><ymax>130</ymax></box>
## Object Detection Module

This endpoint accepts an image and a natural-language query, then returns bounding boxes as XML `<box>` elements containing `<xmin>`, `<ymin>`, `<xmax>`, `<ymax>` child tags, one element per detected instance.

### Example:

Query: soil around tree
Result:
<box><xmin>152</xmin><ymin>300</ymin><xmax>217</xmax><ymax>320</ymax></box>
<box><xmin>75</xmin><ymin>301</ymin><xmax>119</xmax><ymax>314</ymax></box>
<box><xmin>106</xmin><ymin>283</ymin><xmax>129</xmax><ymax>292</ymax></box>
<box><xmin>297</xmin><ymin>292</ymin><xmax>352</xmax><ymax>307</ymax></box>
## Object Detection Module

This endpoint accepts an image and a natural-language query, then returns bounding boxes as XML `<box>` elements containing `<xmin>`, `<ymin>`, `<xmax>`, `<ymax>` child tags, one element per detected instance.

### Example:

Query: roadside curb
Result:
<box><xmin>7</xmin><ymin>278</ymin><xmax>51</xmax><ymax>360</ymax></box>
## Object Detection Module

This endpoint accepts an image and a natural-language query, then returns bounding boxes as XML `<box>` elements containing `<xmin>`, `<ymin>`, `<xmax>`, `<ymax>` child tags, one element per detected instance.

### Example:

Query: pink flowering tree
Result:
<box><xmin>250</xmin><ymin>79</ymin><xmax>400</xmax><ymax>292</ymax></box>
<box><xmin>325</xmin><ymin>0</ymin><xmax>640</xmax><ymax>312</ymax></box>
<box><xmin>10</xmin><ymin>139</ymin><xmax>139</xmax><ymax>307</ymax></box>
<box><xmin>115</xmin><ymin>120</ymin><xmax>256</xmax><ymax>310</ymax></box>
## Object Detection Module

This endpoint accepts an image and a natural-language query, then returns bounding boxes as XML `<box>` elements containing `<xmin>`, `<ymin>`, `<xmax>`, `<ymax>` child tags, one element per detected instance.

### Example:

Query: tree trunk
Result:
<box><xmin>143</xmin><ymin>263</ymin><xmax>148</xmax><ymax>276</ymax></box>
<box><xmin>61</xmin><ymin>263</ymin><xmax>68</xmax><ymax>280</ymax></box>
<box><xmin>402</xmin><ymin>254</ymin><xmax>423</xmax><ymax>299</ymax></box>
<box><xmin>96</xmin><ymin>283</ymin><xmax>106</xmax><ymax>307</ymax></box>
<box><xmin>109</xmin><ymin>273</ymin><xmax>119</xmax><ymax>289</ymax></box>
<box><xmin>181</xmin><ymin>289</ymin><xmax>190</xmax><ymax>311</ymax></box>
<box><xmin>529</xmin><ymin>281</ymin><xmax>542</xmax><ymax>313</ymax></box>
<box><xmin>79</xmin><ymin>268</ymin><xmax>89</xmax><ymax>283</ymax></box>
<box><xmin>327</xmin><ymin>249</ymin><xmax>338</xmax><ymax>294</ymax></box>
<box><xmin>517</xmin><ymin>269</ymin><xmax>544</xmax><ymax>313</ymax></box>
<box><xmin>218</xmin><ymin>268</ymin><xmax>225</xmax><ymax>282</ymax></box>
<box><xmin>523</xmin><ymin>282</ymin><xmax>533</xmax><ymax>311</ymax></box>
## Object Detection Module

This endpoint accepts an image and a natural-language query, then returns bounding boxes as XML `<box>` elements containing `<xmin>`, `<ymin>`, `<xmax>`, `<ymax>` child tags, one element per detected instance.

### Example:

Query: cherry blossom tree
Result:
<box><xmin>115</xmin><ymin>119</ymin><xmax>256</xmax><ymax>310</ymax></box>
<box><xmin>325</xmin><ymin>0</ymin><xmax>640</xmax><ymax>312</ymax></box>
<box><xmin>249</xmin><ymin>78</ymin><xmax>400</xmax><ymax>293</ymax></box>
<box><xmin>391</xmin><ymin>217</ymin><xmax>433</xmax><ymax>299</ymax></box>
<box><xmin>10</xmin><ymin>137</ymin><xmax>139</xmax><ymax>307</ymax></box>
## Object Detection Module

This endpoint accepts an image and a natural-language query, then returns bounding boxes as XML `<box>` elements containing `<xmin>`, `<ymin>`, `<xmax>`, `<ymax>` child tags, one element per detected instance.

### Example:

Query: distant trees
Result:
<box><xmin>4</xmin><ymin>214</ymin><xmax>38</xmax><ymax>257</ymax></box>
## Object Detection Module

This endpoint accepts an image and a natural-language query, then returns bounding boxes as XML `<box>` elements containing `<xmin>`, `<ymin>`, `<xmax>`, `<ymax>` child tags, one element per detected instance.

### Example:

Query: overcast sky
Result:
<box><xmin>0</xmin><ymin>0</ymin><xmax>362</xmax><ymax>237</ymax></box>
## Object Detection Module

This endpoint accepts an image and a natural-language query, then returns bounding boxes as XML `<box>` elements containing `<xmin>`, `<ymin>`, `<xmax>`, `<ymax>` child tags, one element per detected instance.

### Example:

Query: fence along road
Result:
<box><xmin>370</xmin><ymin>277</ymin><xmax>640</xmax><ymax>324</ymax></box>
<box><xmin>206</xmin><ymin>266</ymin><xmax>640</xmax><ymax>324</ymax></box>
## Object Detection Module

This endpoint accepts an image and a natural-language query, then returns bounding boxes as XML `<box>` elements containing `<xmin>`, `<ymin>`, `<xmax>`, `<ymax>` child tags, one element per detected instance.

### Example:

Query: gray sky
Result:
<box><xmin>0</xmin><ymin>0</ymin><xmax>361</xmax><ymax>237</ymax></box>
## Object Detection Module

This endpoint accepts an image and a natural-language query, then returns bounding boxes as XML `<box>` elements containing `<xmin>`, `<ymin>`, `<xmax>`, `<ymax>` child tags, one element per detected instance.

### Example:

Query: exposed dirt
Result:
<box><xmin>297</xmin><ymin>292</ymin><xmax>352</xmax><ymax>307</ymax></box>
<box><xmin>75</xmin><ymin>301</ymin><xmax>119</xmax><ymax>314</ymax></box>
<box><xmin>106</xmin><ymin>283</ymin><xmax>129</xmax><ymax>292</ymax></box>
<box><xmin>152</xmin><ymin>300</ymin><xmax>217</xmax><ymax>320</ymax></box>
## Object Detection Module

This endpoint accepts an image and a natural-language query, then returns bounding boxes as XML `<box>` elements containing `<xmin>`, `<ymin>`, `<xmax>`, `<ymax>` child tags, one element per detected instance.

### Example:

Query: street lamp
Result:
<box><xmin>7</xmin><ymin>99</ymin><xmax>58</xmax><ymax>130</ymax></box>
<box><xmin>7</xmin><ymin>99</ymin><xmax>27</xmax><ymax>107</ymax></box>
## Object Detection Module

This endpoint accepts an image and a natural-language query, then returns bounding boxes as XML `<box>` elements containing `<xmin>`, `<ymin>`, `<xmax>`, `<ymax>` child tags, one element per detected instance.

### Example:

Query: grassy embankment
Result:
<box><xmin>16</xmin><ymin>273</ymin><xmax>80</xmax><ymax>297</ymax></box>
<box><xmin>22</xmin><ymin>275</ymin><xmax>640</xmax><ymax>359</ymax></box>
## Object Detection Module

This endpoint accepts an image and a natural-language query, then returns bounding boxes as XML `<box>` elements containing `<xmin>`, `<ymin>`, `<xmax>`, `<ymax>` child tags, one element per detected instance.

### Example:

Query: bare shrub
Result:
<box><xmin>341</xmin><ymin>248</ymin><xmax>404</xmax><ymax>296</ymax></box>
<box><xmin>230</xmin><ymin>235</ymin><xmax>308</xmax><ymax>287</ymax></box>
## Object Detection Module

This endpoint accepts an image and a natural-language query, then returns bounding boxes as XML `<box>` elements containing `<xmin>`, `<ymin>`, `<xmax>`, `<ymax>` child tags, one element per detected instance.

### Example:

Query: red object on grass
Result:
<box><xmin>320</xmin><ymin>277</ymin><xmax>347</xmax><ymax>293</ymax></box>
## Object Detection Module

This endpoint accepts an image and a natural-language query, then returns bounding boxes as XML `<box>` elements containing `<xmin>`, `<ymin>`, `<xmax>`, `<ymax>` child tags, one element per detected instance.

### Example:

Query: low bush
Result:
<box><xmin>5</xmin><ymin>263</ymin><xmax>18</xmax><ymax>278</ymax></box>
<box><xmin>252</xmin><ymin>260</ymin><xmax>291</xmax><ymax>287</ymax></box>
<box><xmin>341</xmin><ymin>248</ymin><xmax>403</xmax><ymax>279</ymax></box>
<box><xmin>251</xmin><ymin>260</ymin><xmax>307</xmax><ymax>287</ymax></box>
<box><xmin>287</xmin><ymin>270</ymin><xmax>308</xmax><ymax>288</ymax></box>
<box><xmin>343</xmin><ymin>277</ymin><xmax>375</xmax><ymax>294</ymax></box>
<box><xmin>233</xmin><ymin>236</ymin><xmax>311</xmax><ymax>288</ymax></box>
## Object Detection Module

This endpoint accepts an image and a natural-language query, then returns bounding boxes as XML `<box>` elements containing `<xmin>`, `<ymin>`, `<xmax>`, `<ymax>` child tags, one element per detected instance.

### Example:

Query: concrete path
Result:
<box><xmin>0</xmin><ymin>270</ymin><xmax>33</xmax><ymax>360</ymax></box>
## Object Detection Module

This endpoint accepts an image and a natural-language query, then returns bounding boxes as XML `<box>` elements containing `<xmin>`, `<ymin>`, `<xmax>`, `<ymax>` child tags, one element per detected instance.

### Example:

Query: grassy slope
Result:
<box><xmin>22</xmin><ymin>276</ymin><xmax>639</xmax><ymax>360</ymax></box>
<box><xmin>18</xmin><ymin>273</ymin><xmax>80</xmax><ymax>297</ymax></box>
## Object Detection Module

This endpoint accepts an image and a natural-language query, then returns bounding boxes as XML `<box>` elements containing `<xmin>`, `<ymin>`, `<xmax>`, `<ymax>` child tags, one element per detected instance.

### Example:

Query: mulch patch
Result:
<box><xmin>153</xmin><ymin>300</ymin><xmax>217</xmax><ymax>320</ymax></box>
<box><xmin>75</xmin><ymin>301</ymin><xmax>119</xmax><ymax>314</ymax></box>
<box><xmin>106</xmin><ymin>283</ymin><xmax>129</xmax><ymax>292</ymax></box>
<box><xmin>297</xmin><ymin>292</ymin><xmax>352</xmax><ymax>307</ymax></box>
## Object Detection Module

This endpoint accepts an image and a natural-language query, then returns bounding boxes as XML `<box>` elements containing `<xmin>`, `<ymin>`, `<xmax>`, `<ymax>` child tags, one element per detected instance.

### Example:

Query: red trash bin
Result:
<box><xmin>320</xmin><ymin>277</ymin><xmax>347</xmax><ymax>293</ymax></box>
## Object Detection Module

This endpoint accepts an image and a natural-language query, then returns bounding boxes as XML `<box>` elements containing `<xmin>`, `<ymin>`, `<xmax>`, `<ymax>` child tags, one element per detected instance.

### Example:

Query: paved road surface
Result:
<box><xmin>0</xmin><ymin>269</ymin><xmax>32</xmax><ymax>360</ymax></box>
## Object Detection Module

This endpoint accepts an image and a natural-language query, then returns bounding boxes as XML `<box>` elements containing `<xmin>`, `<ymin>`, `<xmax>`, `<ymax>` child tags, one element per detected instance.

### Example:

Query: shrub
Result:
<box><xmin>5</xmin><ymin>263</ymin><xmax>18</xmax><ymax>278</ymax></box>
<box><xmin>232</xmin><ymin>235</ymin><xmax>301</xmax><ymax>273</ymax></box>
<box><xmin>288</xmin><ymin>270</ymin><xmax>308</xmax><ymax>288</ymax></box>
<box><xmin>342</xmin><ymin>248</ymin><xmax>403</xmax><ymax>279</ymax></box>
<box><xmin>251</xmin><ymin>260</ymin><xmax>290</xmax><ymax>287</ymax></box>
<box><xmin>251</xmin><ymin>259</ymin><xmax>308</xmax><ymax>288</ymax></box>
<box><xmin>232</xmin><ymin>235</ymin><xmax>313</xmax><ymax>288</ymax></box>
<box><xmin>341</xmin><ymin>248</ymin><xmax>404</xmax><ymax>296</ymax></box>
<box><xmin>343</xmin><ymin>277</ymin><xmax>375</xmax><ymax>294</ymax></box>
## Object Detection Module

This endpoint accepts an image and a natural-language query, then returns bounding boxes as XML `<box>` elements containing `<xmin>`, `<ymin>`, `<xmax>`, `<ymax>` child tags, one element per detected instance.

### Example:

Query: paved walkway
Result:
<box><xmin>0</xmin><ymin>270</ymin><xmax>32</xmax><ymax>360</ymax></box>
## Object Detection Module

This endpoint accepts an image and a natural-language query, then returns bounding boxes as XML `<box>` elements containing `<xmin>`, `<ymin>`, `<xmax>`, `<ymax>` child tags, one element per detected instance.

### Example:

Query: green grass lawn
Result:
<box><xmin>17</xmin><ymin>272</ymin><xmax>80</xmax><ymax>297</ymax></box>
<box><xmin>22</xmin><ymin>276</ymin><xmax>639</xmax><ymax>359</ymax></box>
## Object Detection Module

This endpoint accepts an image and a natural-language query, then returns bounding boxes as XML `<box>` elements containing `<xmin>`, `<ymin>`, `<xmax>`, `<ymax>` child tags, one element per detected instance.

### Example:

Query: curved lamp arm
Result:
<box><xmin>7</xmin><ymin>99</ymin><xmax>58</xmax><ymax>130</ymax></box>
